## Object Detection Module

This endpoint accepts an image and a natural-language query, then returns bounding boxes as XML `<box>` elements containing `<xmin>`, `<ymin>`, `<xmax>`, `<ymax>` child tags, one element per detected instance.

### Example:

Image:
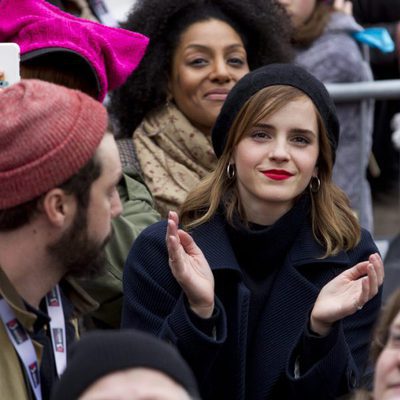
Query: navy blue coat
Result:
<box><xmin>122</xmin><ymin>214</ymin><xmax>381</xmax><ymax>400</ymax></box>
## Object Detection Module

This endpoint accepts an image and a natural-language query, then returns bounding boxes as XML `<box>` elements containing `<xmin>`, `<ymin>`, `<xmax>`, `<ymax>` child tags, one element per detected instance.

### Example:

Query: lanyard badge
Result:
<box><xmin>0</xmin><ymin>285</ymin><xmax>67</xmax><ymax>400</ymax></box>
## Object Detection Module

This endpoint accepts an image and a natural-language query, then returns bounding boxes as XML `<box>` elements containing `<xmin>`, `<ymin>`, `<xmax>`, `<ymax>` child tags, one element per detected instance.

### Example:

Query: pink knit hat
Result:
<box><xmin>0</xmin><ymin>79</ymin><xmax>108</xmax><ymax>209</ymax></box>
<box><xmin>0</xmin><ymin>0</ymin><xmax>149</xmax><ymax>101</ymax></box>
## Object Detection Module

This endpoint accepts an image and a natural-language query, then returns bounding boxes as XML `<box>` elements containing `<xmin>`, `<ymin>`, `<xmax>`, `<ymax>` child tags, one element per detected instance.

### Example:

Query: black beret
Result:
<box><xmin>211</xmin><ymin>63</ymin><xmax>340</xmax><ymax>160</ymax></box>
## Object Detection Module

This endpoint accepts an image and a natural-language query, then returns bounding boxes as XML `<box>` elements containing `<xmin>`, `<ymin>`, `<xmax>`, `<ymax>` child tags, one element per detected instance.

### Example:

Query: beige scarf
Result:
<box><xmin>133</xmin><ymin>103</ymin><xmax>217</xmax><ymax>217</ymax></box>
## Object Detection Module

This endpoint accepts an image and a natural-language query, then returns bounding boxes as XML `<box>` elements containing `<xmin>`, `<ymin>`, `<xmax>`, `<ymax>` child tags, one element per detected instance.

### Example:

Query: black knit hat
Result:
<box><xmin>212</xmin><ymin>63</ymin><xmax>340</xmax><ymax>160</ymax></box>
<box><xmin>50</xmin><ymin>330</ymin><xmax>200</xmax><ymax>400</ymax></box>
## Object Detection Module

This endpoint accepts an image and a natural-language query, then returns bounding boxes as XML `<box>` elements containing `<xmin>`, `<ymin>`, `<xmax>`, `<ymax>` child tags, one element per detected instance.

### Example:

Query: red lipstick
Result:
<box><xmin>263</xmin><ymin>169</ymin><xmax>293</xmax><ymax>181</ymax></box>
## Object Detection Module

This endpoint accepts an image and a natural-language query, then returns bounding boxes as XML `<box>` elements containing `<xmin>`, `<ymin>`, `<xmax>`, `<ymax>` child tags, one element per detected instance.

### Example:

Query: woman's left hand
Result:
<box><xmin>310</xmin><ymin>253</ymin><xmax>384</xmax><ymax>336</ymax></box>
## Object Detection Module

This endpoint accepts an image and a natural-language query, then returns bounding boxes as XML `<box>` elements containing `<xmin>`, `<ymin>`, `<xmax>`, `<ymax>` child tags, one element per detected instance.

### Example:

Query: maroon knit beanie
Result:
<box><xmin>0</xmin><ymin>79</ymin><xmax>107</xmax><ymax>209</ymax></box>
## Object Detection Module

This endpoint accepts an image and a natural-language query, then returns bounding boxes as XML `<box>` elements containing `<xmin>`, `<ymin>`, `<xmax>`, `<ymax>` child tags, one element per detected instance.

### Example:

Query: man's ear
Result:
<box><xmin>41</xmin><ymin>189</ymin><xmax>76</xmax><ymax>228</ymax></box>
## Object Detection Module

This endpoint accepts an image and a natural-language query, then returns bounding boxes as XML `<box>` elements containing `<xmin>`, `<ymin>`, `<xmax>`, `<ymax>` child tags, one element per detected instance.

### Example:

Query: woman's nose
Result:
<box><xmin>269</xmin><ymin>140</ymin><xmax>290</xmax><ymax>161</ymax></box>
<box><xmin>209</xmin><ymin>59</ymin><xmax>230</xmax><ymax>83</ymax></box>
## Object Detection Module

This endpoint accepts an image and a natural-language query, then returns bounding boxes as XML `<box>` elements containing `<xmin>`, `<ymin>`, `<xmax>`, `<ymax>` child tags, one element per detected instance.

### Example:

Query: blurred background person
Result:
<box><xmin>353</xmin><ymin>288</ymin><xmax>400</xmax><ymax>399</ymax></box>
<box><xmin>277</xmin><ymin>0</ymin><xmax>375</xmax><ymax>232</ymax></box>
<box><xmin>0</xmin><ymin>0</ymin><xmax>148</xmax><ymax>102</ymax></box>
<box><xmin>353</xmin><ymin>0</ymin><xmax>400</xmax><ymax>197</ymax></box>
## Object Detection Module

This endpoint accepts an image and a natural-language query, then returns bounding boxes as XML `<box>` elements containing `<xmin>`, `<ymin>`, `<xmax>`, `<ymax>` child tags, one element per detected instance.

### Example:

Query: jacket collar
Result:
<box><xmin>191</xmin><ymin>214</ymin><xmax>351</xmax><ymax>272</ymax></box>
<box><xmin>0</xmin><ymin>267</ymin><xmax>37</xmax><ymax>332</ymax></box>
<box><xmin>191</xmin><ymin>213</ymin><xmax>241</xmax><ymax>274</ymax></box>
<box><xmin>288</xmin><ymin>223</ymin><xmax>351</xmax><ymax>268</ymax></box>
<box><xmin>0</xmin><ymin>267</ymin><xmax>98</xmax><ymax>332</ymax></box>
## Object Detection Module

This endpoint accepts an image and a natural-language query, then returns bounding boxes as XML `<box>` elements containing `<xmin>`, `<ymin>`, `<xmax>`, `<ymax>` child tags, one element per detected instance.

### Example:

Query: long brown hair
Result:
<box><xmin>179</xmin><ymin>85</ymin><xmax>360</xmax><ymax>257</ymax></box>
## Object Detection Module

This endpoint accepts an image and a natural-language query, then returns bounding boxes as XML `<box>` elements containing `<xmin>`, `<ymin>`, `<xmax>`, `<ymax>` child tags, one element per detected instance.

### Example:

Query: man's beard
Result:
<box><xmin>47</xmin><ymin>205</ymin><xmax>111</xmax><ymax>279</ymax></box>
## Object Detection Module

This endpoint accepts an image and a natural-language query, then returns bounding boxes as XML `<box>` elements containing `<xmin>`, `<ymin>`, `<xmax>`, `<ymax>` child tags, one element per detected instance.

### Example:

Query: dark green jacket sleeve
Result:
<box><xmin>80</xmin><ymin>166</ymin><xmax>161</xmax><ymax>329</ymax></box>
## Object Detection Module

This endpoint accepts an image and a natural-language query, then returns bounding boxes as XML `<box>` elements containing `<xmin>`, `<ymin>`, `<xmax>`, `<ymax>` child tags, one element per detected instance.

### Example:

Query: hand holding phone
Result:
<box><xmin>0</xmin><ymin>43</ymin><xmax>20</xmax><ymax>88</ymax></box>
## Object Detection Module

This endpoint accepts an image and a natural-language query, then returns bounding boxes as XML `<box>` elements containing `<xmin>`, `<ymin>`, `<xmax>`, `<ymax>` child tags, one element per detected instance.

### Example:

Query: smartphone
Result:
<box><xmin>0</xmin><ymin>43</ymin><xmax>20</xmax><ymax>88</ymax></box>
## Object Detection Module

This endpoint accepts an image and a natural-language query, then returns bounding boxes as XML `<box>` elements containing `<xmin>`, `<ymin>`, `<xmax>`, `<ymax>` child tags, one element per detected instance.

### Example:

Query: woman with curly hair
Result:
<box><xmin>109</xmin><ymin>0</ymin><xmax>292</xmax><ymax>217</ymax></box>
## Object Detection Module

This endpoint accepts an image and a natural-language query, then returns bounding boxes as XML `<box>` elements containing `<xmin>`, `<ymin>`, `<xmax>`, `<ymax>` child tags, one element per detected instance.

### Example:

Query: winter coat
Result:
<box><xmin>122</xmin><ymin>213</ymin><xmax>382</xmax><ymax>400</ymax></box>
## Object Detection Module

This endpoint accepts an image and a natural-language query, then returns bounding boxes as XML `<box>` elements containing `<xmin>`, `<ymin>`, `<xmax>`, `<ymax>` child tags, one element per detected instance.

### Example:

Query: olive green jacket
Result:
<box><xmin>81</xmin><ymin>166</ymin><xmax>161</xmax><ymax>328</ymax></box>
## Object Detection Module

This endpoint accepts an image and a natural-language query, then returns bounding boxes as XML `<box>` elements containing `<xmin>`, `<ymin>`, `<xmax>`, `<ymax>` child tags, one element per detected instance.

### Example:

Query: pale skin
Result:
<box><xmin>79</xmin><ymin>368</ymin><xmax>191</xmax><ymax>400</ymax></box>
<box><xmin>166</xmin><ymin>211</ymin><xmax>215</xmax><ymax>319</ymax></box>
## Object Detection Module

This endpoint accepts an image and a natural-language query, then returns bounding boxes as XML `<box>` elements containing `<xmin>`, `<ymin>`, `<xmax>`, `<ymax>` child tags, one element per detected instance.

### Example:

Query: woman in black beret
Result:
<box><xmin>122</xmin><ymin>64</ymin><xmax>383</xmax><ymax>400</ymax></box>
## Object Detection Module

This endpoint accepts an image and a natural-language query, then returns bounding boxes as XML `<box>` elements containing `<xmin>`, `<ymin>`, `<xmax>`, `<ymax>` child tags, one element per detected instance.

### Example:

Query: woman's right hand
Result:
<box><xmin>310</xmin><ymin>253</ymin><xmax>383</xmax><ymax>336</ymax></box>
<box><xmin>166</xmin><ymin>211</ymin><xmax>215</xmax><ymax>318</ymax></box>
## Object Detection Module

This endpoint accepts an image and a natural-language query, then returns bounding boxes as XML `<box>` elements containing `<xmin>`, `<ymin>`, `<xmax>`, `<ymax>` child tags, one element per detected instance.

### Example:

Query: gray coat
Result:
<box><xmin>295</xmin><ymin>12</ymin><xmax>374</xmax><ymax>231</ymax></box>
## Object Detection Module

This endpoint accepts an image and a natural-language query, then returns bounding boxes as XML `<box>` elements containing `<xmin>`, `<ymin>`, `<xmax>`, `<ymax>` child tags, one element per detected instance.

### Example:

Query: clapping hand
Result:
<box><xmin>310</xmin><ymin>253</ymin><xmax>384</xmax><ymax>336</ymax></box>
<box><xmin>166</xmin><ymin>211</ymin><xmax>215</xmax><ymax>319</ymax></box>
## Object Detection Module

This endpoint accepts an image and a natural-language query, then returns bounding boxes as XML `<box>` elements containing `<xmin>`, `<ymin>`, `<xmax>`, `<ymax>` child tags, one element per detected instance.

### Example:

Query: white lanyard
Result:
<box><xmin>45</xmin><ymin>285</ymin><xmax>67</xmax><ymax>378</ymax></box>
<box><xmin>0</xmin><ymin>285</ymin><xmax>67</xmax><ymax>400</ymax></box>
<box><xmin>0</xmin><ymin>298</ymin><xmax>42</xmax><ymax>400</ymax></box>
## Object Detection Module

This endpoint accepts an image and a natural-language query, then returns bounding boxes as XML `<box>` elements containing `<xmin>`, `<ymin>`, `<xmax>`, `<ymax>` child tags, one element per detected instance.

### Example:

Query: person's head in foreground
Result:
<box><xmin>0</xmin><ymin>79</ymin><xmax>123</xmax><ymax>290</ymax></box>
<box><xmin>51</xmin><ymin>330</ymin><xmax>201</xmax><ymax>400</ymax></box>
<box><xmin>181</xmin><ymin>62</ymin><xmax>360</xmax><ymax>256</ymax></box>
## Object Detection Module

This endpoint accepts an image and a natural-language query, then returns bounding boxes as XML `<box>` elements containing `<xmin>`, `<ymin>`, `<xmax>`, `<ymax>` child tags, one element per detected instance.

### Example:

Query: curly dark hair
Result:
<box><xmin>109</xmin><ymin>0</ymin><xmax>293</xmax><ymax>138</ymax></box>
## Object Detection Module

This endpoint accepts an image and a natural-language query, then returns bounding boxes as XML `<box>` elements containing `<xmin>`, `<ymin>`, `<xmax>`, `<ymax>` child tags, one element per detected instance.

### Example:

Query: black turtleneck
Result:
<box><xmin>225</xmin><ymin>195</ymin><xmax>311</xmax><ymax>347</ymax></box>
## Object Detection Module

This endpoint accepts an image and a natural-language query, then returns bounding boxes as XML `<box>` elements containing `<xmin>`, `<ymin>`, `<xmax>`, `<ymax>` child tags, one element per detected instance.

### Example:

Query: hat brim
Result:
<box><xmin>21</xmin><ymin>48</ymin><xmax>101</xmax><ymax>97</ymax></box>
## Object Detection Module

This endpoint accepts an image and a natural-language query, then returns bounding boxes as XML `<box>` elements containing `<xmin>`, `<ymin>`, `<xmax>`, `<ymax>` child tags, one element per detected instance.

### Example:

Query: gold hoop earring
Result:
<box><xmin>309</xmin><ymin>176</ymin><xmax>321</xmax><ymax>193</ymax></box>
<box><xmin>226</xmin><ymin>164</ymin><xmax>235</xmax><ymax>179</ymax></box>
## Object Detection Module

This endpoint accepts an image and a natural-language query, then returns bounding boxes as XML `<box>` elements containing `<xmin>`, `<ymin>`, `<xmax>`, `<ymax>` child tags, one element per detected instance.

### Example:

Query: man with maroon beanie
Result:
<box><xmin>0</xmin><ymin>79</ymin><xmax>122</xmax><ymax>399</ymax></box>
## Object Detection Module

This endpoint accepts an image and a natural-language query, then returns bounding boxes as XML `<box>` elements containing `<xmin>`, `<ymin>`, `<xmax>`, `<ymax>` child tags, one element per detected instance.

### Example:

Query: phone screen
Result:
<box><xmin>0</xmin><ymin>43</ymin><xmax>21</xmax><ymax>88</ymax></box>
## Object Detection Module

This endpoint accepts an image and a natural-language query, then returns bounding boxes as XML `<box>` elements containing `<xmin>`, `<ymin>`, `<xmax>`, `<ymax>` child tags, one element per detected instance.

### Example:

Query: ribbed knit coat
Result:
<box><xmin>122</xmin><ymin>213</ymin><xmax>381</xmax><ymax>400</ymax></box>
